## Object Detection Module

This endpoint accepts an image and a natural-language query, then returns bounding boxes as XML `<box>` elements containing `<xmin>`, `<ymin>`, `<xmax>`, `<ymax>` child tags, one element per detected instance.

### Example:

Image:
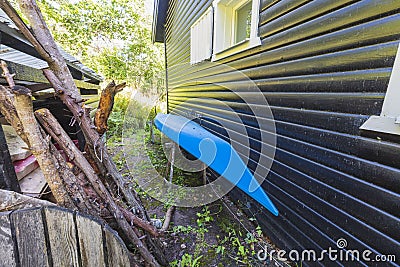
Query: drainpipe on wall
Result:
<box><xmin>164</xmin><ymin>34</ymin><xmax>169</xmax><ymax>114</ymax></box>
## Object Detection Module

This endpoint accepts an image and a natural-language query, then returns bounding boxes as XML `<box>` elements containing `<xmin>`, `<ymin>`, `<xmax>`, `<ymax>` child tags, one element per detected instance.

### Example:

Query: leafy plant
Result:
<box><xmin>172</xmin><ymin>225</ymin><xmax>194</xmax><ymax>235</ymax></box>
<box><xmin>196</xmin><ymin>206</ymin><xmax>214</xmax><ymax>227</ymax></box>
<box><xmin>169</xmin><ymin>254</ymin><xmax>203</xmax><ymax>267</ymax></box>
<box><xmin>180</xmin><ymin>254</ymin><xmax>203</xmax><ymax>267</ymax></box>
<box><xmin>215</xmin><ymin>245</ymin><xmax>226</xmax><ymax>255</ymax></box>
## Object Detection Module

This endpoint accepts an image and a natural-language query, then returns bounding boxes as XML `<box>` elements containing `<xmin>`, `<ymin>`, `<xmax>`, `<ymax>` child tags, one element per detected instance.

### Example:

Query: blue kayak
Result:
<box><xmin>154</xmin><ymin>114</ymin><xmax>279</xmax><ymax>216</ymax></box>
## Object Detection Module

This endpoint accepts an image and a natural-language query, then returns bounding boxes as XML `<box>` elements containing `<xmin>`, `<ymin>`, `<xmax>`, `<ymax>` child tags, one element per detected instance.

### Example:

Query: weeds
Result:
<box><xmin>170</xmin><ymin>253</ymin><xmax>203</xmax><ymax>267</ymax></box>
<box><xmin>172</xmin><ymin>225</ymin><xmax>195</xmax><ymax>234</ymax></box>
<box><xmin>196</xmin><ymin>206</ymin><xmax>214</xmax><ymax>228</ymax></box>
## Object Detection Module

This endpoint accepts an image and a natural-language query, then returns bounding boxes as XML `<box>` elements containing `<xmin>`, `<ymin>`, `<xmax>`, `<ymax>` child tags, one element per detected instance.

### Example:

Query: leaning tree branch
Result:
<box><xmin>47</xmin><ymin>133</ymin><xmax>98</xmax><ymax>214</ymax></box>
<box><xmin>161</xmin><ymin>206</ymin><xmax>176</xmax><ymax>232</ymax></box>
<box><xmin>35</xmin><ymin>108</ymin><xmax>161</xmax><ymax>266</ymax></box>
<box><xmin>0</xmin><ymin>88</ymin><xmax>28</xmax><ymax>144</ymax></box>
<box><xmin>35</xmin><ymin>108</ymin><xmax>162</xmax><ymax>237</ymax></box>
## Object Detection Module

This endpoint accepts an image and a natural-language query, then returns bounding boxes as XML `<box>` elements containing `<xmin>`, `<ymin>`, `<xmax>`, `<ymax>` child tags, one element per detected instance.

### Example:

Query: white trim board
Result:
<box><xmin>211</xmin><ymin>0</ymin><xmax>261</xmax><ymax>61</ymax></box>
<box><xmin>360</xmin><ymin>42</ymin><xmax>400</xmax><ymax>135</ymax></box>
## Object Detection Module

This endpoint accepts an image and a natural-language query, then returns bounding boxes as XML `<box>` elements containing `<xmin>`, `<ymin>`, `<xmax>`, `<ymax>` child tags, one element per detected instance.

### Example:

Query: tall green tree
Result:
<box><xmin>38</xmin><ymin>0</ymin><xmax>165</xmax><ymax>94</ymax></box>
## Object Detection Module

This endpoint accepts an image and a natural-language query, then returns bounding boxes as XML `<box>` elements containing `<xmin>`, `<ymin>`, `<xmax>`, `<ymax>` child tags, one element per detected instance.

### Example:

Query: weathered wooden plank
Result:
<box><xmin>0</xmin><ymin>124</ymin><xmax>20</xmax><ymax>192</ymax></box>
<box><xmin>1</xmin><ymin>206</ymin><xmax>136</xmax><ymax>267</ymax></box>
<box><xmin>14</xmin><ymin>155</ymin><xmax>39</xmax><ymax>180</ymax></box>
<box><xmin>2</xmin><ymin>125</ymin><xmax>31</xmax><ymax>162</ymax></box>
<box><xmin>104</xmin><ymin>225</ymin><xmax>131</xmax><ymax>267</ymax></box>
<box><xmin>0</xmin><ymin>212</ymin><xmax>17</xmax><ymax>267</ymax></box>
<box><xmin>75</xmin><ymin>79</ymin><xmax>100</xmax><ymax>91</ymax></box>
<box><xmin>10</xmin><ymin>208</ymin><xmax>50</xmax><ymax>266</ymax></box>
<box><xmin>19</xmin><ymin>168</ymin><xmax>47</xmax><ymax>197</ymax></box>
<box><xmin>75</xmin><ymin>213</ymin><xmax>105</xmax><ymax>267</ymax></box>
<box><xmin>43</xmin><ymin>207</ymin><xmax>80</xmax><ymax>267</ymax></box>
<box><xmin>2</xmin><ymin>60</ymin><xmax>100</xmax><ymax>91</ymax></box>
<box><xmin>0</xmin><ymin>189</ymin><xmax>56</xmax><ymax>211</ymax></box>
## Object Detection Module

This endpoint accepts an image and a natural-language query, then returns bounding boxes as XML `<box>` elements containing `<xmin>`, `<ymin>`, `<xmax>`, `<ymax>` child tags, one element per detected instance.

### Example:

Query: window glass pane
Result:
<box><xmin>235</xmin><ymin>1</ymin><xmax>252</xmax><ymax>44</ymax></box>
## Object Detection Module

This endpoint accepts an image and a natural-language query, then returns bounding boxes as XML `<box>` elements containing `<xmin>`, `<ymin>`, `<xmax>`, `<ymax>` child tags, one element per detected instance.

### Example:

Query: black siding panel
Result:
<box><xmin>165</xmin><ymin>0</ymin><xmax>400</xmax><ymax>265</ymax></box>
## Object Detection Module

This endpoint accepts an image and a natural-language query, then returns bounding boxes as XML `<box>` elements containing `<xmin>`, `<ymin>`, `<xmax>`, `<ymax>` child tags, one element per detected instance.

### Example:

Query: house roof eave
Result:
<box><xmin>152</xmin><ymin>0</ymin><xmax>169</xmax><ymax>43</ymax></box>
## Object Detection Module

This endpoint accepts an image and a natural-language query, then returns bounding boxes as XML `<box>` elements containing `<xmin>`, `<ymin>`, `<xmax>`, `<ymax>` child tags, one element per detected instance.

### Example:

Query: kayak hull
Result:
<box><xmin>154</xmin><ymin>114</ymin><xmax>279</xmax><ymax>216</ymax></box>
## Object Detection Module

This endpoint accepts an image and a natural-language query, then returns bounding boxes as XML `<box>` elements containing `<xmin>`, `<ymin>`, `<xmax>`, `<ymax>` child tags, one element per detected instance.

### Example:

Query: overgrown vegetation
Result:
<box><xmin>106</xmin><ymin>95</ymin><xmax>151</xmax><ymax>141</ymax></box>
<box><xmin>108</xmin><ymin>123</ymin><xmax>275</xmax><ymax>266</ymax></box>
<box><xmin>141</xmin><ymin>130</ymin><xmax>274</xmax><ymax>266</ymax></box>
<box><xmin>168</xmin><ymin>204</ymin><xmax>266</xmax><ymax>267</ymax></box>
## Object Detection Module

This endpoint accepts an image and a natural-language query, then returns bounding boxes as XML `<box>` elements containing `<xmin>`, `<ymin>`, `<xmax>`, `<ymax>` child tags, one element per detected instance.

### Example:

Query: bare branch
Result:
<box><xmin>0</xmin><ymin>60</ymin><xmax>16</xmax><ymax>88</ymax></box>
<box><xmin>161</xmin><ymin>206</ymin><xmax>176</xmax><ymax>232</ymax></box>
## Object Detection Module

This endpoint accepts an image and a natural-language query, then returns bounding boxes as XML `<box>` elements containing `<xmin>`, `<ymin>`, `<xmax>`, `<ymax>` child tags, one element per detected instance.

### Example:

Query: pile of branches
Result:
<box><xmin>0</xmin><ymin>0</ymin><xmax>167</xmax><ymax>266</ymax></box>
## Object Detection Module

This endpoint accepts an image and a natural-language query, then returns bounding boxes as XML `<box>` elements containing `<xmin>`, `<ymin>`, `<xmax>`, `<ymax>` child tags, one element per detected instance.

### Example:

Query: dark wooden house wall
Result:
<box><xmin>164</xmin><ymin>0</ymin><xmax>400</xmax><ymax>265</ymax></box>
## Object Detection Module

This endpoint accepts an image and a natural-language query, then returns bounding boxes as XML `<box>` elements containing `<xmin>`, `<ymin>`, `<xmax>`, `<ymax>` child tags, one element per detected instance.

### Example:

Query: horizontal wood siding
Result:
<box><xmin>165</xmin><ymin>0</ymin><xmax>400</xmax><ymax>265</ymax></box>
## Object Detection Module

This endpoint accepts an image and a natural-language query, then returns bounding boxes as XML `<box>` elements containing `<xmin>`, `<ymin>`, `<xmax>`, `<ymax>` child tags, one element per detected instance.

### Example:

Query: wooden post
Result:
<box><xmin>203</xmin><ymin>163</ymin><xmax>207</xmax><ymax>185</ymax></box>
<box><xmin>149</xmin><ymin>120</ymin><xmax>155</xmax><ymax>144</ymax></box>
<box><xmin>169</xmin><ymin>143</ymin><xmax>175</xmax><ymax>183</ymax></box>
<box><xmin>0</xmin><ymin>123</ymin><xmax>21</xmax><ymax>192</ymax></box>
<box><xmin>151</xmin><ymin>106</ymin><xmax>156</xmax><ymax>143</ymax></box>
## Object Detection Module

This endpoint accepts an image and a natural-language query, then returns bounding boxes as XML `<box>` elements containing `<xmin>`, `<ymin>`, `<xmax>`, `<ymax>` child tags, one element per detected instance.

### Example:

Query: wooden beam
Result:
<box><xmin>25</xmin><ymin>83</ymin><xmax>52</xmax><ymax>92</ymax></box>
<box><xmin>1</xmin><ymin>60</ymin><xmax>100</xmax><ymax>91</ymax></box>
<box><xmin>74</xmin><ymin>79</ymin><xmax>101</xmax><ymax>90</ymax></box>
<box><xmin>5</xmin><ymin>60</ymin><xmax>47</xmax><ymax>83</ymax></box>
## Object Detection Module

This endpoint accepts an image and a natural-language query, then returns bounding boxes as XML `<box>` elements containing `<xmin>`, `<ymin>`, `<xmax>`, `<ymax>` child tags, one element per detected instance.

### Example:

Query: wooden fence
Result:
<box><xmin>0</xmin><ymin>206</ymin><xmax>132</xmax><ymax>266</ymax></box>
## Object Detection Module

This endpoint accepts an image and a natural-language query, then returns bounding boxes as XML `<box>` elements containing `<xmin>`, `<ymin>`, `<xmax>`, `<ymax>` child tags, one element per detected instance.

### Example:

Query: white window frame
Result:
<box><xmin>360</xmin><ymin>42</ymin><xmax>400</xmax><ymax>135</ymax></box>
<box><xmin>211</xmin><ymin>0</ymin><xmax>261</xmax><ymax>61</ymax></box>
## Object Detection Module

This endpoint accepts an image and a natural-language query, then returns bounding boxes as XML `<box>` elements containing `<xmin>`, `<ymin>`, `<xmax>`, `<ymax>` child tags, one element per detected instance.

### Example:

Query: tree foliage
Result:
<box><xmin>38</xmin><ymin>0</ymin><xmax>165</xmax><ymax>94</ymax></box>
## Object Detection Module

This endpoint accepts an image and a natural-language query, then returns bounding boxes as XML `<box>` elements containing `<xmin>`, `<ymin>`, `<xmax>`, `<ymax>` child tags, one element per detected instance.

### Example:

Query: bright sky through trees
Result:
<box><xmin>38</xmin><ymin>0</ymin><xmax>165</xmax><ymax>94</ymax></box>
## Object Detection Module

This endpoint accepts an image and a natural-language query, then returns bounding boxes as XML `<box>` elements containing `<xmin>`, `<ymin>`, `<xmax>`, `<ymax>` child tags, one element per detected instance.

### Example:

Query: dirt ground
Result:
<box><xmin>108</xmin><ymin>130</ymin><xmax>287</xmax><ymax>267</ymax></box>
